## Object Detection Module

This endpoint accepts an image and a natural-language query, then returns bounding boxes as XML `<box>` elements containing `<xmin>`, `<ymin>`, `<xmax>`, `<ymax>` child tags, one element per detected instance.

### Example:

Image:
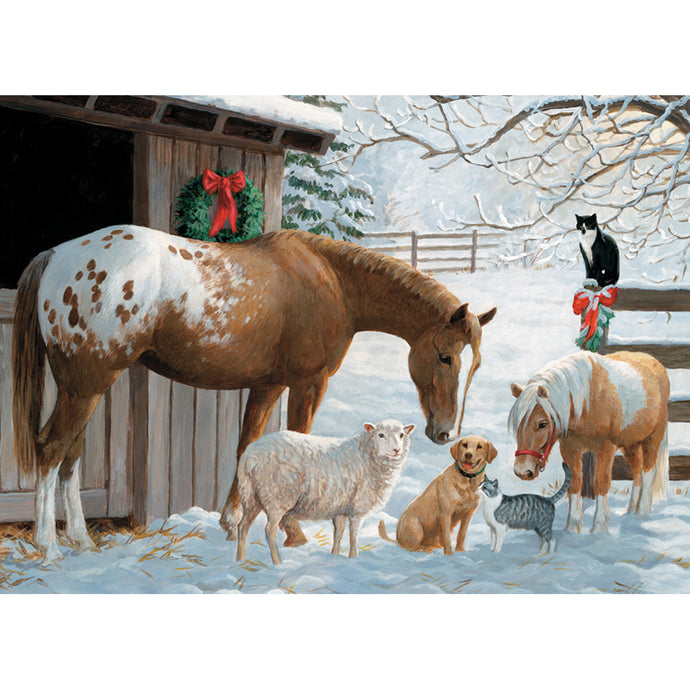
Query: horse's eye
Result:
<box><xmin>538</xmin><ymin>421</ymin><xmax>548</xmax><ymax>429</ymax></box>
<box><xmin>439</xmin><ymin>353</ymin><xmax>452</xmax><ymax>365</ymax></box>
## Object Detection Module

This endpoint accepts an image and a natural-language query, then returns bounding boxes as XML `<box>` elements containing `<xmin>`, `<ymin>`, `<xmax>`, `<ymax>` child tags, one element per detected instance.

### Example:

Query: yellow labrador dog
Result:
<box><xmin>379</xmin><ymin>435</ymin><xmax>497</xmax><ymax>554</ymax></box>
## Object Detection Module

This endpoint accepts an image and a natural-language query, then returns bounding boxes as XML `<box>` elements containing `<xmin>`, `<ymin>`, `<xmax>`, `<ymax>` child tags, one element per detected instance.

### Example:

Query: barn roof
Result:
<box><xmin>0</xmin><ymin>95</ymin><xmax>342</xmax><ymax>155</ymax></box>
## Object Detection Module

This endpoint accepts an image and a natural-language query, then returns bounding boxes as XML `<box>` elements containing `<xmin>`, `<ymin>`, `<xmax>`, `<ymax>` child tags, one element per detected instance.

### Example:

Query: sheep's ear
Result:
<box><xmin>511</xmin><ymin>383</ymin><xmax>523</xmax><ymax>399</ymax></box>
<box><xmin>537</xmin><ymin>385</ymin><xmax>549</xmax><ymax>399</ymax></box>
<box><xmin>404</xmin><ymin>424</ymin><xmax>415</xmax><ymax>437</ymax></box>
<box><xmin>364</xmin><ymin>423</ymin><xmax>375</xmax><ymax>434</ymax></box>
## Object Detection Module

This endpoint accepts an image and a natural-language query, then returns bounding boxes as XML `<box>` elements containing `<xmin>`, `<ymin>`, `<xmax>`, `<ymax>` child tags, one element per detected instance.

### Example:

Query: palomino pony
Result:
<box><xmin>13</xmin><ymin>225</ymin><xmax>496</xmax><ymax>560</ymax></box>
<box><xmin>508</xmin><ymin>351</ymin><xmax>669</xmax><ymax>534</ymax></box>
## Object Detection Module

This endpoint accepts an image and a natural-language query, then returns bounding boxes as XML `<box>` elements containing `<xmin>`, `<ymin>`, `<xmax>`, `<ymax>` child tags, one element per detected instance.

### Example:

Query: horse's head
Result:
<box><xmin>409</xmin><ymin>303</ymin><xmax>496</xmax><ymax>445</ymax></box>
<box><xmin>510</xmin><ymin>382</ymin><xmax>558</xmax><ymax>480</ymax></box>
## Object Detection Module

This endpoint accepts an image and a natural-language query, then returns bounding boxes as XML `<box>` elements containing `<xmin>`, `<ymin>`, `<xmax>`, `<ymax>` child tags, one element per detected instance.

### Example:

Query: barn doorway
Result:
<box><xmin>0</xmin><ymin>106</ymin><xmax>134</xmax><ymax>288</ymax></box>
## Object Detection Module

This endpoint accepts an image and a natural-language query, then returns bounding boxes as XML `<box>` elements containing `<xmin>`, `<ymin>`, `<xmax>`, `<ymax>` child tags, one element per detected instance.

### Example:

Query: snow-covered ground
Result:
<box><xmin>1</xmin><ymin>264</ymin><xmax>689</xmax><ymax>595</ymax></box>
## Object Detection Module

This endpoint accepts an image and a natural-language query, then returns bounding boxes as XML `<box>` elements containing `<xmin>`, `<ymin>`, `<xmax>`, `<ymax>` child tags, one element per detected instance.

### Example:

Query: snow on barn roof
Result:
<box><xmin>177</xmin><ymin>95</ymin><xmax>342</xmax><ymax>137</ymax></box>
<box><xmin>0</xmin><ymin>95</ymin><xmax>342</xmax><ymax>154</ymax></box>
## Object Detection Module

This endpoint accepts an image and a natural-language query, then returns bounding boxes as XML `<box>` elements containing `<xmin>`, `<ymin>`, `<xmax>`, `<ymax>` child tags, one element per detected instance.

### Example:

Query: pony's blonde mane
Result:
<box><xmin>508</xmin><ymin>352</ymin><xmax>594</xmax><ymax>436</ymax></box>
<box><xmin>292</xmin><ymin>231</ymin><xmax>459</xmax><ymax>318</ymax></box>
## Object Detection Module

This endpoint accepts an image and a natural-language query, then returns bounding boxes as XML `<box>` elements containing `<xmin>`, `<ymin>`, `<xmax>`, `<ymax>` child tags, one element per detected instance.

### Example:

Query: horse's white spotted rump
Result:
<box><xmin>37</xmin><ymin>225</ymin><xmax>255</xmax><ymax>359</ymax></box>
<box><xmin>598</xmin><ymin>357</ymin><xmax>646</xmax><ymax>430</ymax></box>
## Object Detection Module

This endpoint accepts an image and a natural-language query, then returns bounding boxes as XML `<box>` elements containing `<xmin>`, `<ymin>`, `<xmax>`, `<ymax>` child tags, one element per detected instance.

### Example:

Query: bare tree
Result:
<box><xmin>340</xmin><ymin>96</ymin><xmax>690</xmax><ymax>278</ymax></box>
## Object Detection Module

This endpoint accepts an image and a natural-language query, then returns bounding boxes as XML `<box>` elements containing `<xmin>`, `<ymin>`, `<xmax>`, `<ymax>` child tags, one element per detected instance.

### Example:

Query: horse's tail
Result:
<box><xmin>378</xmin><ymin>519</ymin><xmax>396</xmax><ymax>543</ymax></box>
<box><xmin>13</xmin><ymin>250</ymin><xmax>52</xmax><ymax>474</ymax></box>
<box><xmin>651</xmin><ymin>427</ymin><xmax>669</xmax><ymax>503</ymax></box>
<box><xmin>549</xmin><ymin>463</ymin><xmax>572</xmax><ymax>504</ymax></box>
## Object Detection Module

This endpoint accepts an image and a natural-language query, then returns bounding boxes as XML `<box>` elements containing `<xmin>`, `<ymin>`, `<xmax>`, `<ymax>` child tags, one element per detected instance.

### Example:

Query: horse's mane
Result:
<box><xmin>508</xmin><ymin>352</ymin><xmax>594</xmax><ymax>436</ymax></box>
<box><xmin>290</xmin><ymin>230</ymin><xmax>459</xmax><ymax>318</ymax></box>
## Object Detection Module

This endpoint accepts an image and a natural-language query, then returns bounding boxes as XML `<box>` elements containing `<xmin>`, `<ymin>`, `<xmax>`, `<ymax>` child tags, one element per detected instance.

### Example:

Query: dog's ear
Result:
<box><xmin>450</xmin><ymin>440</ymin><xmax>462</xmax><ymax>461</ymax></box>
<box><xmin>487</xmin><ymin>441</ymin><xmax>498</xmax><ymax>463</ymax></box>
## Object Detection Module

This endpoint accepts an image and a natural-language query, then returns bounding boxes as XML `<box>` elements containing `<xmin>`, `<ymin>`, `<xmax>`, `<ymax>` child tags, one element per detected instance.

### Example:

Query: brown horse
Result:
<box><xmin>13</xmin><ymin>225</ymin><xmax>496</xmax><ymax>560</ymax></box>
<box><xmin>508</xmin><ymin>351</ymin><xmax>669</xmax><ymax>534</ymax></box>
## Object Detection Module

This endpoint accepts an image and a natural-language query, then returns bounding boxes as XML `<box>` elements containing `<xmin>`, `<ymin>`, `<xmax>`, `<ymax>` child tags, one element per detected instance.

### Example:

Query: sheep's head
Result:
<box><xmin>364</xmin><ymin>419</ymin><xmax>415</xmax><ymax>459</ymax></box>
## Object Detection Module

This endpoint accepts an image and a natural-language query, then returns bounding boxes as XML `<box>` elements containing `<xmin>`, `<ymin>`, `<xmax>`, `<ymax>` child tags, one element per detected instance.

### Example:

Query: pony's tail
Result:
<box><xmin>13</xmin><ymin>250</ymin><xmax>52</xmax><ymax>475</ymax></box>
<box><xmin>549</xmin><ymin>463</ymin><xmax>572</xmax><ymax>504</ymax></box>
<box><xmin>651</xmin><ymin>427</ymin><xmax>669</xmax><ymax>503</ymax></box>
<box><xmin>378</xmin><ymin>519</ymin><xmax>396</xmax><ymax>543</ymax></box>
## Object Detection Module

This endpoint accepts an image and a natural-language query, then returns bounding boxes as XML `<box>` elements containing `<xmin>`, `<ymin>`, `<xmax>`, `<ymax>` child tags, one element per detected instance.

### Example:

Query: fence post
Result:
<box><xmin>579</xmin><ymin>282</ymin><xmax>609</xmax><ymax>500</ymax></box>
<box><xmin>471</xmin><ymin>229</ymin><xmax>478</xmax><ymax>273</ymax></box>
<box><xmin>411</xmin><ymin>230</ymin><xmax>418</xmax><ymax>269</ymax></box>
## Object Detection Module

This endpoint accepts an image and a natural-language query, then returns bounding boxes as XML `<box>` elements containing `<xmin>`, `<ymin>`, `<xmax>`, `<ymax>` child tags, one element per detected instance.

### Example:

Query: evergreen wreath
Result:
<box><xmin>174</xmin><ymin>168</ymin><xmax>265</xmax><ymax>243</ymax></box>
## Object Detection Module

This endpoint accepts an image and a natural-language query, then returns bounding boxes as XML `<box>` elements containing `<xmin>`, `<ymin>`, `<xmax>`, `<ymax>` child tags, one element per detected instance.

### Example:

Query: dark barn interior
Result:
<box><xmin>0</xmin><ymin>106</ymin><xmax>133</xmax><ymax>288</ymax></box>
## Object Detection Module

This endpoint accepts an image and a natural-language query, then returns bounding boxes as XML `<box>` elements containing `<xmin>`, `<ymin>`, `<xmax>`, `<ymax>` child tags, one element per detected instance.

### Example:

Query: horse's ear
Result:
<box><xmin>449</xmin><ymin>304</ymin><xmax>468</xmax><ymax>325</ymax></box>
<box><xmin>537</xmin><ymin>385</ymin><xmax>549</xmax><ymax>399</ymax></box>
<box><xmin>364</xmin><ymin>423</ymin><xmax>375</xmax><ymax>434</ymax></box>
<box><xmin>478</xmin><ymin>307</ymin><xmax>497</xmax><ymax>326</ymax></box>
<box><xmin>511</xmin><ymin>383</ymin><xmax>523</xmax><ymax>398</ymax></box>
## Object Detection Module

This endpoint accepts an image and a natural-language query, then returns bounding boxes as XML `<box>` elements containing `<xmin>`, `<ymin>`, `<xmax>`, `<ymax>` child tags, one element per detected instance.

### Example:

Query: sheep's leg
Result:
<box><xmin>265</xmin><ymin>512</ymin><xmax>283</xmax><ymax>566</ymax></box>
<box><xmin>236</xmin><ymin>502</ymin><xmax>260</xmax><ymax>562</ymax></box>
<box><xmin>348</xmin><ymin>516</ymin><xmax>362</xmax><ymax>558</ymax></box>
<box><xmin>332</xmin><ymin>516</ymin><xmax>346</xmax><ymax>555</ymax></box>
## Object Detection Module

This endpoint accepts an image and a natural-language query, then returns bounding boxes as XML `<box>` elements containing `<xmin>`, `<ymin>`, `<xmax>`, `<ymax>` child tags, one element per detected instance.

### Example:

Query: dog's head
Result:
<box><xmin>450</xmin><ymin>435</ymin><xmax>497</xmax><ymax>473</ymax></box>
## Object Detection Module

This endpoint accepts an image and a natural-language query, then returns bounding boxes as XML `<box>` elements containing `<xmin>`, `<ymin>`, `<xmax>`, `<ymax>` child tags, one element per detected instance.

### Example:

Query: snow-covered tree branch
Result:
<box><xmin>340</xmin><ymin>95</ymin><xmax>690</xmax><ymax>279</ymax></box>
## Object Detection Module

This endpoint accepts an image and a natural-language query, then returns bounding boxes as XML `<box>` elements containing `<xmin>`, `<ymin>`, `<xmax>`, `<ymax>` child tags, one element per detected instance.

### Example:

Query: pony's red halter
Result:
<box><xmin>515</xmin><ymin>427</ymin><xmax>557</xmax><ymax>473</ymax></box>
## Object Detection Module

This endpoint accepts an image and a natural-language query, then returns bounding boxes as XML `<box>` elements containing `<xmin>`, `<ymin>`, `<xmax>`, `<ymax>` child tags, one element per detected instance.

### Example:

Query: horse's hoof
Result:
<box><xmin>283</xmin><ymin>535</ymin><xmax>308</xmax><ymax>548</ymax></box>
<box><xmin>40</xmin><ymin>543</ymin><xmax>64</xmax><ymax>565</ymax></box>
<box><xmin>65</xmin><ymin>533</ymin><xmax>97</xmax><ymax>553</ymax></box>
<box><xmin>566</xmin><ymin>522</ymin><xmax>582</xmax><ymax>534</ymax></box>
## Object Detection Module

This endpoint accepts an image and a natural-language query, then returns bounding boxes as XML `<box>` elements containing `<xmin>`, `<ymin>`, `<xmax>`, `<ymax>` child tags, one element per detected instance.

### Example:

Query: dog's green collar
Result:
<box><xmin>454</xmin><ymin>460</ymin><xmax>487</xmax><ymax>480</ymax></box>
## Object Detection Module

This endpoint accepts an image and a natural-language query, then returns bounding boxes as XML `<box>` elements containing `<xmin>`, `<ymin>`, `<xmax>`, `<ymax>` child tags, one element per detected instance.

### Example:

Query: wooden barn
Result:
<box><xmin>0</xmin><ymin>95</ymin><xmax>341</xmax><ymax>524</ymax></box>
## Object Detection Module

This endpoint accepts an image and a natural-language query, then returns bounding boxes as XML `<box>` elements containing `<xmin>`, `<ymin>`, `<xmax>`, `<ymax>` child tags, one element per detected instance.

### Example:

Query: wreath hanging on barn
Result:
<box><xmin>174</xmin><ymin>168</ymin><xmax>265</xmax><ymax>243</ymax></box>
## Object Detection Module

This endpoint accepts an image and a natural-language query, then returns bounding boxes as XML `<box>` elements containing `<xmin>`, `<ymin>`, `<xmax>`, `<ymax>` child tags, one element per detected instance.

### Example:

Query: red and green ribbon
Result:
<box><xmin>572</xmin><ymin>285</ymin><xmax>618</xmax><ymax>351</ymax></box>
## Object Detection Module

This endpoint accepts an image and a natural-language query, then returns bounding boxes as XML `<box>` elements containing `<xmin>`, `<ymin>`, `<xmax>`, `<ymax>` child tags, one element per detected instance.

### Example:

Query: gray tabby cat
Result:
<box><xmin>480</xmin><ymin>463</ymin><xmax>571</xmax><ymax>554</ymax></box>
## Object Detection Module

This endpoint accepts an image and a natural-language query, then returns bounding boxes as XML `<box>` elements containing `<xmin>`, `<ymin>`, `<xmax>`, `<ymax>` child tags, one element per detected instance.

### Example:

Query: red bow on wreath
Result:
<box><xmin>202</xmin><ymin>169</ymin><xmax>246</xmax><ymax>237</ymax></box>
<box><xmin>572</xmin><ymin>285</ymin><xmax>618</xmax><ymax>340</ymax></box>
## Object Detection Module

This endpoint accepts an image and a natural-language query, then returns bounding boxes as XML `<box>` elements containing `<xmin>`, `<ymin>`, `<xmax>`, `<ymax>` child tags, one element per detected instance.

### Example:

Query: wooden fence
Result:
<box><xmin>364</xmin><ymin>229</ymin><xmax>502</xmax><ymax>273</ymax></box>
<box><xmin>605</xmin><ymin>287</ymin><xmax>690</xmax><ymax>480</ymax></box>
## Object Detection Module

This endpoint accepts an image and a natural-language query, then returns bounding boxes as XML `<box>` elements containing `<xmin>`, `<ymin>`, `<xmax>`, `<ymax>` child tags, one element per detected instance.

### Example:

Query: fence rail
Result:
<box><xmin>363</xmin><ymin>229</ymin><xmax>502</xmax><ymax>273</ymax></box>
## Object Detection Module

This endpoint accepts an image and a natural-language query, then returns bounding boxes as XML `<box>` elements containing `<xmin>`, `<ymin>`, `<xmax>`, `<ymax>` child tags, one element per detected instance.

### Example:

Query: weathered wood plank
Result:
<box><xmin>147</xmin><ymin>372</ymin><xmax>171</xmax><ymax>520</ymax></box>
<box><xmin>194</xmin><ymin>389</ymin><xmax>218</xmax><ymax>510</ymax></box>
<box><xmin>108</xmin><ymin>370</ymin><xmax>131</xmax><ymax>517</ymax></box>
<box><xmin>0</xmin><ymin>323</ymin><xmax>18</xmax><ymax>491</ymax></box>
<box><xmin>0</xmin><ymin>289</ymin><xmax>15</xmax><ymax>323</ymax></box>
<box><xmin>219</xmin><ymin>146</ymin><xmax>243</xmax><ymax>172</ymax></box>
<box><xmin>170</xmin><ymin>382</ymin><xmax>195</xmax><ymax>515</ymax></box>
<box><xmin>263</xmin><ymin>152</ymin><xmax>285</xmax><ymax>233</ymax></box>
<box><xmin>83</xmin><ymin>393</ymin><xmax>107</xmax><ymax>490</ymax></box>
<box><xmin>130</xmin><ymin>363</ymin><xmax>149</xmax><ymax>525</ymax></box>
<box><xmin>216</xmin><ymin>390</ymin><xmax>241</xmax><ymax>512</ymax></box>
<box><xmin>171</xmin><ymin>139</ymin><xmax>197</xmax><ymax>234</ymax></box>
<box><xmin>614</xmin><ymin>288</ymin><xmax>690</xmax><ymax>312</ymax></box>
<box><xmin>613</xmin><ymin>453</ymin><xmax>690</xmax><ymax>481</ymax></box>
<box><xmin>605</xmin><ymin>342</ymin><xmax>690</xmax><ymax>369</ymax></box>
<box><xmin>149</xmin><ymin>135</ymin><xmax>174</xmax><ymax>233</ymax></box>
<box><xmin>0</xmin><ymin>489</ymin><xmax>108</xmax><ymax>522</ymax></box>
<box><xmin>669</xmin><ymin>398</ymin><xmax>690</xmax><ymax>423</ymax></box>
<box><xmin>197</xmin><ymin>143</ymin><xmax>219</xmax><ymax>176</ymax></box>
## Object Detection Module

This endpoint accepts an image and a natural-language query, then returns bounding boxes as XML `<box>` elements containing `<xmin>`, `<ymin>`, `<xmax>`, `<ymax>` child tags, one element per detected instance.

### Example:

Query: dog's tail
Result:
<box><xmin>548</xmin><ymin>463</ymin><xmax>571</xmax><ymax>504</ymax></box>
<box><xmin>378</xmin><ymin>519</ymin><xmax>396</xmax><ymax>543</ymax></box>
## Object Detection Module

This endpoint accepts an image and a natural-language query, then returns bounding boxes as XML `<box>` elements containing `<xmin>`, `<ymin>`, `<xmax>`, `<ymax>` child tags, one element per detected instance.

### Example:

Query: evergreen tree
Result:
<box><xmin>283</xmin><ymin>96</ymin><xmax>374</xmax><ymax>241</ymax></box>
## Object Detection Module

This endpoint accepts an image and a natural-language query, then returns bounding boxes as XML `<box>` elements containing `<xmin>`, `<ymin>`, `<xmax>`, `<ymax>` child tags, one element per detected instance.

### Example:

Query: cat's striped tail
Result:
<box><xmin>549</xmin><ymin>463</ymin><xmax>572</xmax><ymax>504</ymax></box>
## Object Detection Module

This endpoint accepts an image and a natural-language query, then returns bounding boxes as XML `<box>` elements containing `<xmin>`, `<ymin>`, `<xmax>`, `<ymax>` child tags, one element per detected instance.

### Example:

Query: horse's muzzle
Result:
<box><xmin>425</xmin><ymin>420</ymin><xmax>453</xmax><ymax>445</ymax></box>
<box><xmin>514</xmin><ymin>455</ymin><xmax>540</xmax><ymax>480</ymax></box>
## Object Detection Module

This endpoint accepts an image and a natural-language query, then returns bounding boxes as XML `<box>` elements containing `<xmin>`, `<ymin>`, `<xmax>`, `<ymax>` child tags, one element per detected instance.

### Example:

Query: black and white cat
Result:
<box><xmin>576</xmin><ymin>213</ymin><xmax>620</xmax><ymax>287</ymax></box>
<box><xmin>480</xmin><ymin>464</ymin><xmax>571</xmax><ymax>554</ymax></box>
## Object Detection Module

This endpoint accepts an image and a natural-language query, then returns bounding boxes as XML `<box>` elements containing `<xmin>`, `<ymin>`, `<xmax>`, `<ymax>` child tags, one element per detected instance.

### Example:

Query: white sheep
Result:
<box><xmin>233</xmin><ymin>419</ymin><xmax>415</xmax><ymax>565</ymax></box>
